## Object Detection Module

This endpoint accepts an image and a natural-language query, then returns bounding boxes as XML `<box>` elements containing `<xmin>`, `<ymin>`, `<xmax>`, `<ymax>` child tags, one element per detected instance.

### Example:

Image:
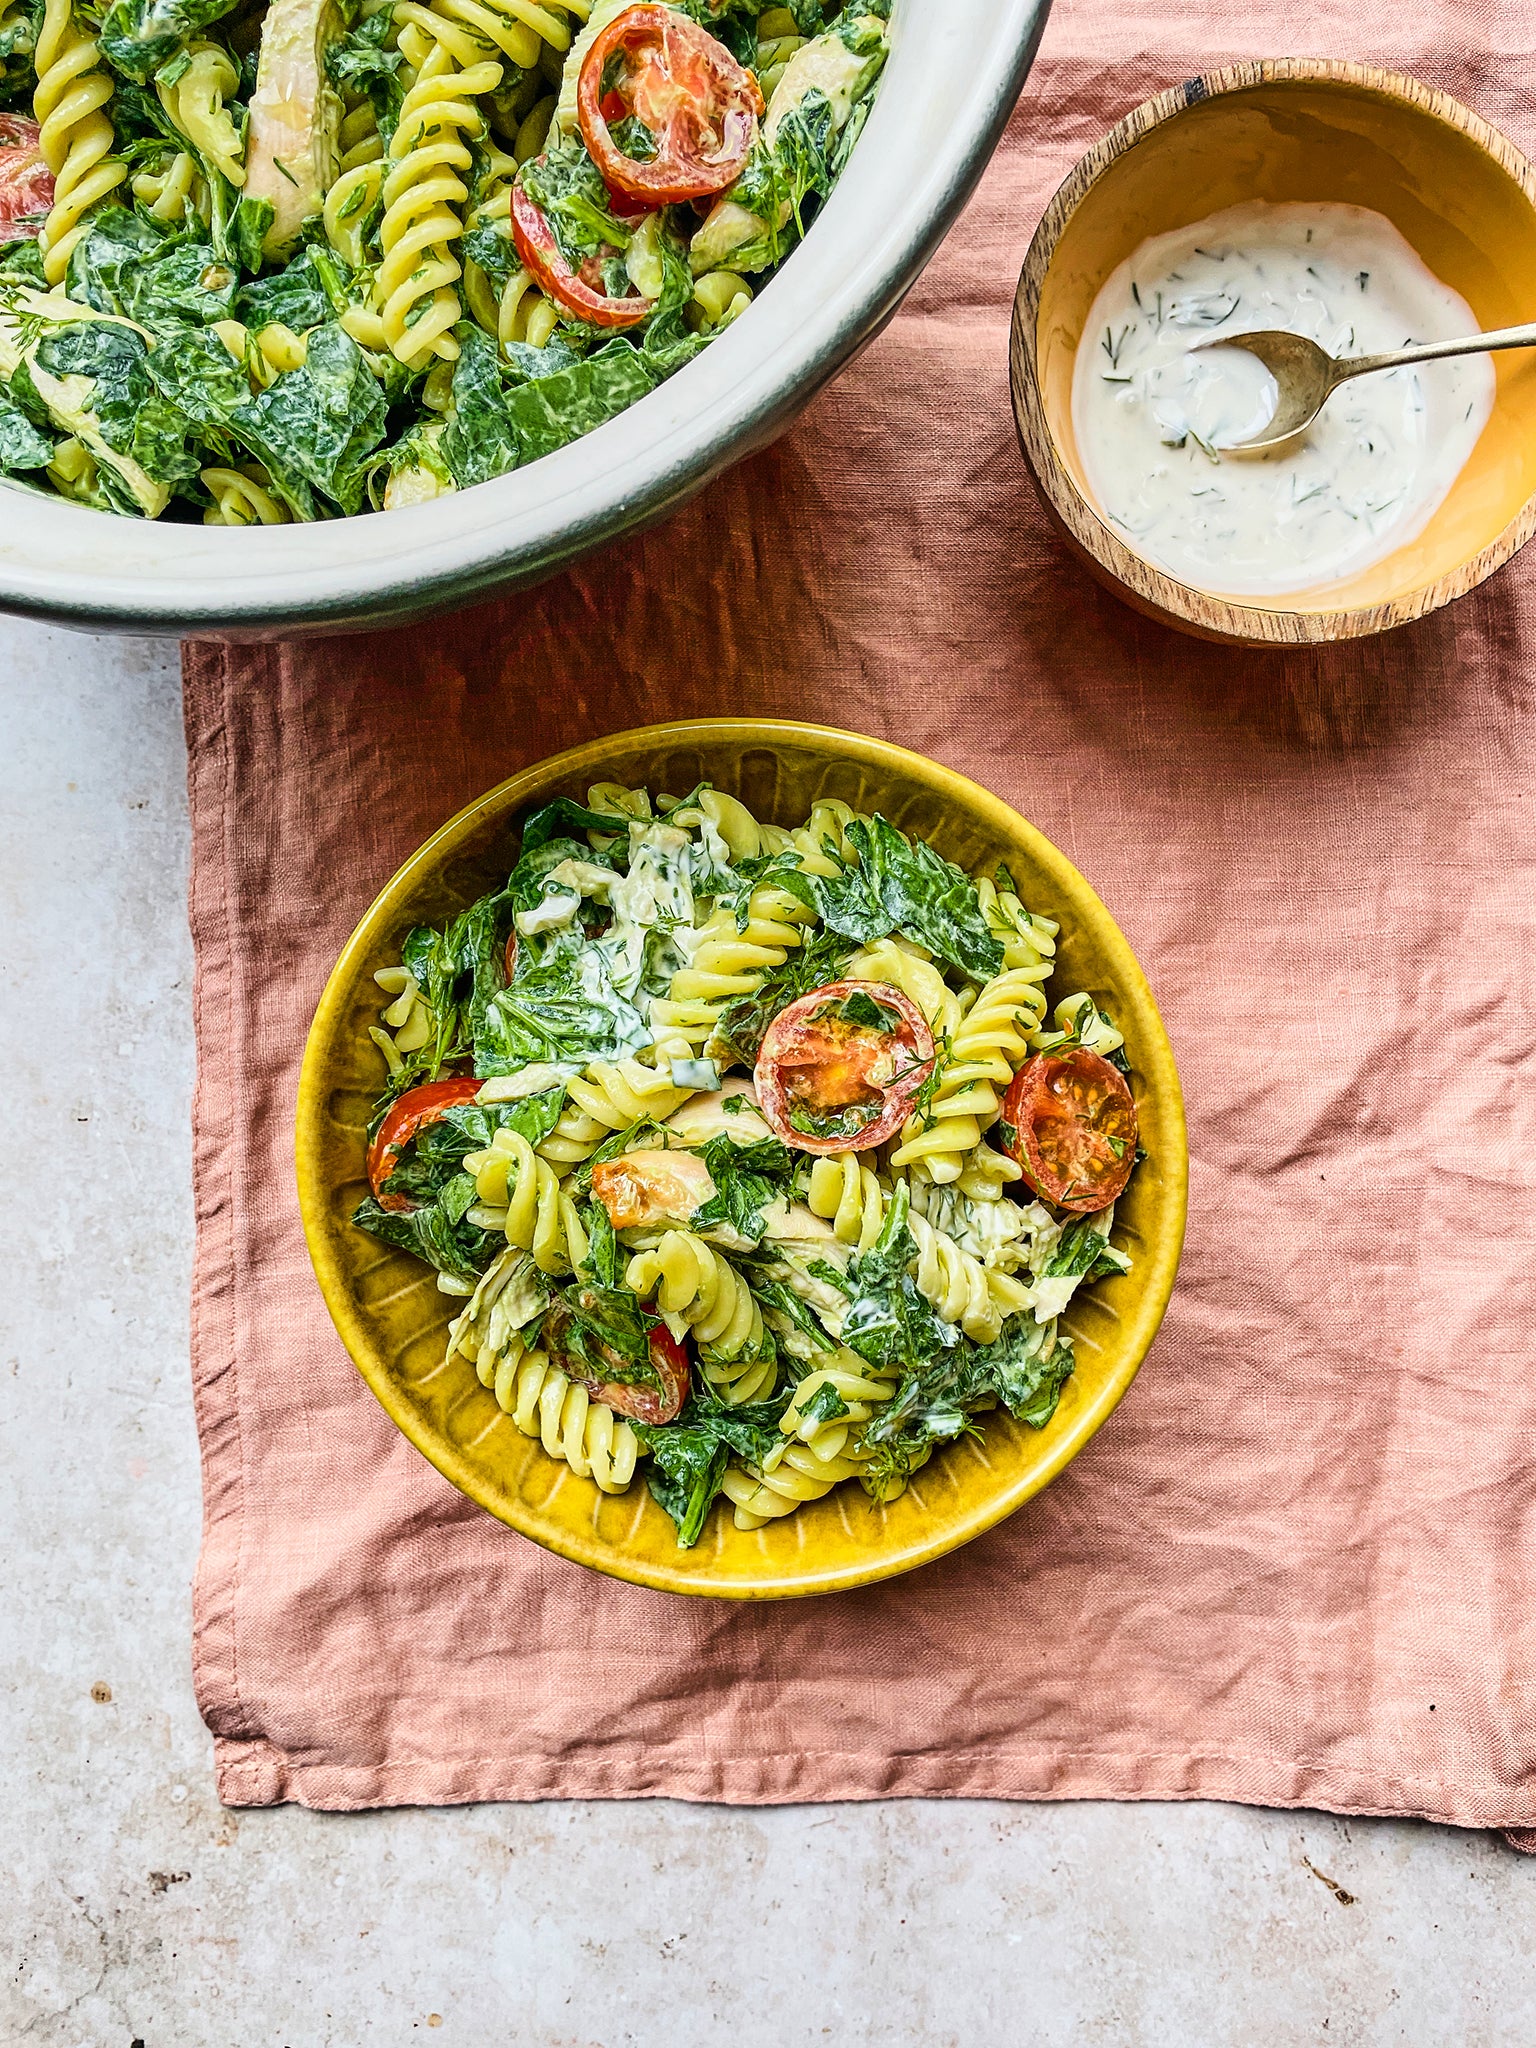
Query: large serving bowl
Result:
<box><xmin>296</xmin><ymin>720</ymin><xmax>1188</xmax><ymax>1599</ymax></box>
<box><xmin>7</xmin><ymin>0</ymin><xmax>1049</xmax><ymax>639</ymax></box>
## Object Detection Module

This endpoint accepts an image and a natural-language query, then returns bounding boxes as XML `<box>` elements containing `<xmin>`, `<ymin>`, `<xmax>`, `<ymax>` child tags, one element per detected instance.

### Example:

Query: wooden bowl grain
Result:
<box><xmin>1010</xmin><ymin>61</ymin><xmax>1536</xmax><ymax>645</ymax></box>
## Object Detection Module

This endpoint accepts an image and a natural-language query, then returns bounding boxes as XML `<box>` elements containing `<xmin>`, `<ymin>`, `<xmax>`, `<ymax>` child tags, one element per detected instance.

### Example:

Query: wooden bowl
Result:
<box><xmin>296</xmin><ymin>721</ymin><xmax>1188</xmax><ymax>1600</ymax></box>
<box><xmin>1010</xmin><ymin>61</ymin><xmax>1536</xmax><ymax>645</ymax></box>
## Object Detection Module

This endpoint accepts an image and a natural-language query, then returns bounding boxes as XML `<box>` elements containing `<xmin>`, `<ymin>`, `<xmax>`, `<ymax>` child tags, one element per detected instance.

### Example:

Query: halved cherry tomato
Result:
<box><xmin>366</xmin><ymin>1077</ymin><xmax>483</xmax><ymax>1212</ymax></box>
<box><xmin>510</xmin><ymin>169</ymin><xmax>655</xmax><ymax>328</ymax></box>
<box><xmin>546</xmin><ymin>1292</ymin><xmax>691</xmax><ymax>1424</ymax></box>
<box><xmin>1000</xmin><ymin>1049</ymin><xmax>1137</xmax><ymax>1214</ymax></box>
<box><xmin>755</xmin><ymin>979</ymin><xmax>935</xmax><ymax>1155</ymax></box>
<box><xmin>0</xmin><ymin>116</ymin><xmax>52</xmax><ymax>244</ymax></box>
<box><xmin>577</xmin><ymin>2</ymin><xmax>762</xmax><ymax>206</ymax></box>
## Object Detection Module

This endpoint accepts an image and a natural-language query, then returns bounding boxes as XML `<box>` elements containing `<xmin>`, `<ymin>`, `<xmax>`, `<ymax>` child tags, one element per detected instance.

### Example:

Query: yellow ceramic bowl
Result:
<box><xmin>1011</xmin><ymin>61</ymin><xmax>1536</xmax><ymax>644</ymax></box>
<box><xmin>296</xmin><ymin>721</ymin><xmax>1188</xmax><ymax>1598</ymax></box>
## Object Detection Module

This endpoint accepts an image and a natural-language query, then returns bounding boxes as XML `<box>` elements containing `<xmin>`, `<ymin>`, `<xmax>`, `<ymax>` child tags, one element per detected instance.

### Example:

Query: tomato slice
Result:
<box><xmin>366</xmin><ymin>1077</ymin><xmax>483</xmax><ymax>1212</ymax></box>
<box><xmin>1000</xmin><ymin>1049</ymin><xmax>1137</xmax><ymax>1214</ymax></box>
<box><xmin>755</xmin><ymin>980</ymin><xmax>935</xmax><ymax>1155</ymax></box>
<box><xmin>577</xmin><ymin>2</ymin><xmax>762</xmax><ymax>206</ymax></box>
<box><xmin>510</xmin><ymin>169</ymin><xmax>655</xmax><ymax>328</ymax></box>
<box><xmin>0</xmin><ymin>116</ymin><xmax>52</xmax><ymax>244</ymax></box>
<box><xmin>546</xmin><ymin>1294</ymin><xmax>691</xmax><ymax>1424</ymax></box>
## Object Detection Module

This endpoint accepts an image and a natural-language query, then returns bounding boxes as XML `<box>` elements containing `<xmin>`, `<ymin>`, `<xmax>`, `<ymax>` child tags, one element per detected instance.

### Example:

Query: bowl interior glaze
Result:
<box><xmin>296</xmin><ymin>721</ymin><xmax>1188</xmax><ymax>1599</ymax></box>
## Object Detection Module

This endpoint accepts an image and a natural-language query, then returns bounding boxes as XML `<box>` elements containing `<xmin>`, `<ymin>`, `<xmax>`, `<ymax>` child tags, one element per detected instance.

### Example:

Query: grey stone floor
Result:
<box><xmin>3</xmin><ymin>622</ymin><xmax>1531</xmax><ymax>2047</ymax></box>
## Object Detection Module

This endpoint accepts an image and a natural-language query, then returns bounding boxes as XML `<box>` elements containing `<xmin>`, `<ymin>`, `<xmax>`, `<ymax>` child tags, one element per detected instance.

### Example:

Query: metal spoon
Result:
<box><xmin>1194</xmin><ymin>320</ymin><xmax>1536</xmax><ymax>455</ymax></box>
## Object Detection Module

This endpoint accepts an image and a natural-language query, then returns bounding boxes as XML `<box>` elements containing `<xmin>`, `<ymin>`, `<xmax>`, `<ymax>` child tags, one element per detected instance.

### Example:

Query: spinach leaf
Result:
<box><xmin>461</xmin><ymin>222</ymin><xmax>520</xmax><ymax>294</ymax></box>
<box><xmin>520</xmin><ymin>795</ymin><xmax>631</xmax><ymax>855</ymax></box>
<box><xmin>227</xmin><ymin>196</ymin><xmax>275</xmax><ymax>275</ymax></box>
<box><xmin>353</xmin><ymin>1174</ymin><xmax>497</xmax><ymax>1284</ymax></box>
<box><xmin>237</xmin><ymin>249</ymin><xmax>335</xmax><ymax>335</ymax></box>
<box><xmin>0</xmin><ymin>391</ymin><xmax>54</xmax><ymax>469</ymax></box>
<box><xmin>327</xmin><ymin>7</ymin><xmax>404</xmax><ymax>145</ymax></box>
<box><xmin>747</xmin><ymin>1273</ymin><xmax>837</xmax><ymax>1353</ymax></box>
<box><xmin>33</xmin><ymin>318</ymin><xmax>202</xmax><ymax>487</ymax></box>
<box><xmin>779</xmin><ymin>815</ymin><xmax>1001</xmax><ymax>981</ymax></box>
<box><xmin>99</xmin><ymin>0</ymin><xmax>241</xmax><ymax>83</ymax></box>
<box><xmin>143</xmin><ymin>322</ymin><xmax>249</xmax><ymax>427</ymax></box>
<box><xmin>1038</xmin><ymin>1215</ymin><xmax>1132</xmax><ymax>1283</ymax></box>
<box><xmin>970</xmin><ymin>1315</ymin><xmax>1077</xmax><ymax>1428</ymax></box>
<box><xmin>518</xmin><ymin>135</ymin><xmax>633</xmax><ymax>268</ymax></box>
<box><xmin>840</xmin><ymin>1180</ymin><xmax>960</xmax><ymax>1376</ymax></box>
<box><xmin>552</xmin><ymin>1280</ymin><xmax>658</xmax><ymax>1385</ymax></box>
<box><xmin>63</xmin><ymin>202</ymin><xmax>241</xmax><ymax>332</ymax></box>
<box><xmin>799</xmin><ymin>1379</ymin><xmax>849</xmax><ymax>1425</ymax></box>
<box><xmin>634</xmin><ymin>1379</ymin><xmax>790</xmax><ymax>1548</ymax></box>
<box><xmin>478</xmin><ymin>931</ymin><xmax>648</xmax><ymax>1074</ymax></box>
<box><xmin>443</xmin><ymin>327</ymin><xmax>661</xmax><ymax>488</ymax></box>
<box><xmin>581</xmin><ymin>1197</ymin><xmax>623</xmax><ymax>1289</ymax></box>
<box><xmin>232</xmin><ymin>322</ymin><xmax>388</xmax><ymax>516</ymax></box>
<box><xmin>689</xmin><ymin>1133</ymin><xmax>798</xmax><ymax>1244</ymax></box>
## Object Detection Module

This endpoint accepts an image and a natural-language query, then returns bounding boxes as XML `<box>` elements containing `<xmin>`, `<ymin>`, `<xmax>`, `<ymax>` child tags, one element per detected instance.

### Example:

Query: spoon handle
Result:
<box><xmin>1335</xmin><ymin>320</ymin><xmax>1536</xmax><ymax>385</ymax></box>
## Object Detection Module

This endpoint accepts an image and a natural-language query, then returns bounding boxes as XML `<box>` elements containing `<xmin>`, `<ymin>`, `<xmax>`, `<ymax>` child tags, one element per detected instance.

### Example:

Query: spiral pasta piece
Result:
<box><xmin>499</xmin><ymin>1345</ymin><xmax>642</xmax><ymax>1492</ymax></box>
<box><xmin>1030</xmin><ymin>990</ymin><xmax>1126</xmax><ymax>1059</ymax></box>
<box><xmin>975</xmin><ymin>872</ymin><xmax>1059</xmax><ymax>972</ymax></box>
<box><xmin>787</xmin><ymin>797</ymin><xmax>865</xmax><ymax>879</ymax></box>
<box><xmin>377</xmin><ymin>11</ymin><xmax>502</xmax><ymax>365</ymax></box>
<box><xmin>626</xmin><ymin>1232</ymin><xmax>765</xmax><ymax>1363</ymax></box>
<box><xmin>464</xmin><ymin>1127</ymin><xmax>589</xmax><ymax>1275</ymax></box>
<box><xmin>33</xmin><ymin>0</ymin><xmax>126</xmax><ymax>285</ymax></box>
<box><xmin>433</xmin><ymin>0</ymin><xmax>586</xmax><ymax>71</ymax></box>
<box><xmin>658</xmin><ymin>885</ymin><xmax>815</xmax><ymax>1057</ymax></box>
<box><xmin>201</xmin><ymin>465</ymin><xmax>290</xmax><ymax>527</ymax></box>
<box><xmin>889</xmin><ymin>965</ymin><xmax>1049</xmax><ymax>1185</ymax></box>
<box><xmin>131</xmin><ymin>146</ymin><xmax>203</xmax><ymax>224</ymax></box>
<box><xmin>158</xmin><ymin>42</ymin><xmax>245</xmax><ymax>187</ymax></box>
<box><xmin>722</xmin><ymin>1440</ymin><xmax>869</xmax><ymax>1529</ymax></box>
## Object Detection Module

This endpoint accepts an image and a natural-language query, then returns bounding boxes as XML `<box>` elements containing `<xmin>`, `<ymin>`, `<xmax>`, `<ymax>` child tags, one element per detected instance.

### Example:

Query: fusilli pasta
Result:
<box><xmin>33</xmin><ymin>0</ymin><xmax>125</xmax><ymax>284</ymax></box>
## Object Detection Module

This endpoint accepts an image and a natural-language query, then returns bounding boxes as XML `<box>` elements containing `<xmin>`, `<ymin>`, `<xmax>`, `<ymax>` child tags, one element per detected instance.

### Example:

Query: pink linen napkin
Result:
<box><xmin>183</xmin><ymin>0</ymin><xmax>1536</xmax><ymax>1833</ymax></box>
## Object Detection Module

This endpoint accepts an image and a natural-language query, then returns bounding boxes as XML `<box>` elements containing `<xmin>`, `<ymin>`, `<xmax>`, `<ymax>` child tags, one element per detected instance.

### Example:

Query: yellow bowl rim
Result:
<box><xmin>1009</xmin><ymin>57</ymin><xmax>1536</xmax><ymax>646</ymax></box>
<box><xmin>295</xmin><ymin>718</ymin><xmax>1189</xmax><ymax>1598</ymax></box>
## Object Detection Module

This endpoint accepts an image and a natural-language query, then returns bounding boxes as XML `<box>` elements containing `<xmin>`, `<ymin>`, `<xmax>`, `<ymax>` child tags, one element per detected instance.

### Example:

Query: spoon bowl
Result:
<box><xmin>1201</xmin><ymin>317</ymin><xmax>1536</xmax><ymax>455</ymax></box>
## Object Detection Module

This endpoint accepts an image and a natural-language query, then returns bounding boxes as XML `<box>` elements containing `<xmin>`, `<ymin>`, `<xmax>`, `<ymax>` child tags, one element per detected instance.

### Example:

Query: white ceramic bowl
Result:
<box><xmin>10</xmin><ymin>0</ymin><xmax>1049</xmax><ymax>638</ymax></box>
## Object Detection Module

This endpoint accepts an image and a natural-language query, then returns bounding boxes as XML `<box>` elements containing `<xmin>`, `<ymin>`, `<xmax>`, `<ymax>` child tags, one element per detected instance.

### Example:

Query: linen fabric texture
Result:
<box><xmin>183</xmin><ymin>0</ymin><xmax>1536</xmax><ymax>1832</ymax></box>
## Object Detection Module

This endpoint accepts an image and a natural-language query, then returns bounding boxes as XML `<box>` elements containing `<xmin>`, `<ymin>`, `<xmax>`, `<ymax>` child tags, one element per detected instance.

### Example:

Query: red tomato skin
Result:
<box><xmin>366</xmin><ymin>1077</ymin><xmax>483</xmax><ymax>1211</ymax></box>
<box><xmin>510</xmin><ymin>172</ymin><xmax>654</xmax><ymax>328</ymax></box>
<box><xmin>577</xmin><ymin>2</ymin><xmax>762</xmax><ymax>206</ymax></box>
<box><xmin>755</xmin><ymin>979</ymin><xmax>935</xmax><ymax>1156</ymax></box>
<box><xmin>0</xmin><ymin>119</ymin><xmax>52</xmax><ymax>243</ymax></box>
<box><xmin>551</xmin><ymin>1306</ymin><xmax>691</xmax><ymax>1425</ymax></box>
<box><xmin>1000</xmin><ymin>1050</ymin><xmax>1137</xmax><ymax>1214</ymax></box>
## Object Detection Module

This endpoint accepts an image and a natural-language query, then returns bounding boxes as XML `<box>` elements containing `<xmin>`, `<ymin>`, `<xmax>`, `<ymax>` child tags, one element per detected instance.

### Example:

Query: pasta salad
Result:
<box><xmin>355</xmin><ymin>783</ymin><xmax>1142</xmax><ymax>1548</ymax></box>
<box><xmin>0</xmin><ymin>0</ymin><xmax>886</xmax><ymax>520</ymax></box>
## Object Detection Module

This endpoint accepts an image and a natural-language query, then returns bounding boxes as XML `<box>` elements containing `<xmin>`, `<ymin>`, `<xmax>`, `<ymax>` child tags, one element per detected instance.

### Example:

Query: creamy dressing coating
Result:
<box><xmin>1071</xmin><ymin>202</ymin><xmax>1495</xmax><ymax>597</ymax></box>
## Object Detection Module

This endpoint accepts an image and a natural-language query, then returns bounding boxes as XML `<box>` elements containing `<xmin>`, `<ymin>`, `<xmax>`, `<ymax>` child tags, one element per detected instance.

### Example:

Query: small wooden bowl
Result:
<box><xmin>1010</xmin><ymin>61</ymin><xmax>1536</xmax><ymax>645</ymax></box>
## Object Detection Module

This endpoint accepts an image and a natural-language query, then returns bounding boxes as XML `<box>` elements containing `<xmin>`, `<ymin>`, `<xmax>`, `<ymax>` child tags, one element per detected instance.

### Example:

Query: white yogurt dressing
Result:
<box><xmin>1070</xmin><ymin>201</ymin><xmax>1495</xmax><ymax>597</ymax></box>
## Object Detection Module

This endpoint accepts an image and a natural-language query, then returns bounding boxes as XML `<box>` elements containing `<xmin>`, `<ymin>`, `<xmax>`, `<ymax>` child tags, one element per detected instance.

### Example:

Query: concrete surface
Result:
<box><xmin>2</xmin><ymin>620</ymin><xmax>1532</xmax><ymax>2048</ymax></box>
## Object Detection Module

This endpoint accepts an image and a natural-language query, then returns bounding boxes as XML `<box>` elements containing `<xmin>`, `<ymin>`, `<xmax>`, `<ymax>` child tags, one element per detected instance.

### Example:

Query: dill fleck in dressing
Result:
<box><xmin>1070</xmin><ymin>201</ymin><xmax>1494</xmax><ymax>597</ymax></box>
